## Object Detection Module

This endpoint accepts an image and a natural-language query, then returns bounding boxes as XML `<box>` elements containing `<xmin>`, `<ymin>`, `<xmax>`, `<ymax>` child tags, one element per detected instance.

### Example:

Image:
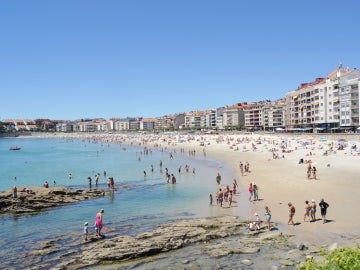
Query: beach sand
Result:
<box><xmin>160</xmin><ymin>132</ymin><xmax>360</xmax><ymax>247</ymax></box>
<box><xmin>31</xmin><ymin>132</ymin><xmax>360</xmax><ymax>247</ymax></box>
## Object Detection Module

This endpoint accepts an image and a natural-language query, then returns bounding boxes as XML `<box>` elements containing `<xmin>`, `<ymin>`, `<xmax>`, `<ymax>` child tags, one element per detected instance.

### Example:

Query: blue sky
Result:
<box><xmin>1</xmin><ymin>0</ymin><xmax>359</xmax><ymax>120</ymax></box>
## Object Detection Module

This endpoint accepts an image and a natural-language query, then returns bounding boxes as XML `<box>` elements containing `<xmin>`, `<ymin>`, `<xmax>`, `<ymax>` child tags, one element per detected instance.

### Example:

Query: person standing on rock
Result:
<box><xmin>12</xmin><ymin>185</ymin><xmax>17</xmax><ymax>198</ymax></box>
<box><xmin>95</xmin><ymin>209</ymin><xmax>104</xmax><ymax>238</ymax></box>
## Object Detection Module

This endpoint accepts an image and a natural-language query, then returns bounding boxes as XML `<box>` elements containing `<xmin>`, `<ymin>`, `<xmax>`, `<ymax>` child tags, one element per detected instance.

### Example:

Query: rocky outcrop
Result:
<box><xmin>0</xmin><ymin>187</ymin><xmax>107</xmax><ymax>214</ymax></box>
<box><xmin>28</xmin><ymin>216</ymin><xmax>297</xmax><ymax>269</ymax></box>
<box><xmin>11</xmin><ymin>215</ymin><xmax>337</xmax><ymax>269</ymax></box>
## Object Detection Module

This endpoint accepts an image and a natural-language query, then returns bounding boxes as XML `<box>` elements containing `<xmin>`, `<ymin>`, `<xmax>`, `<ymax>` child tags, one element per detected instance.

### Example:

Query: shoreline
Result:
<box><xmin>20</xmin><ymin>131</ymin><xmax>360</xmax><ymax>247</ymax></box>
<box><xmin>3</xmin><ymin>131</ymin><xmax>360</xmax><ymax>268</ymax></box>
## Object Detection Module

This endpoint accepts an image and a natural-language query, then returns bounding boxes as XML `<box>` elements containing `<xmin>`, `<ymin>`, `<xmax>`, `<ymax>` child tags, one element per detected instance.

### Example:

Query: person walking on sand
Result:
<box><xmin>307</xmin><ymin>164</ymin><xmax>312</xmax><ymax>179</ymax></box>
<box><xmin>265</xmin><ymin>206</ymin><xmax>271</xmax><ymax>230</ymax></box>
<box><xmin>245</xmin><ymin>161</ymin><xmax>250</xmax><ymax>173</ymax></box>
<box><xmin>239</xmin><ymin>162</ymin><xmax>244</xmax><ymax>176</ymax></box>
<box><xmin>232</xmin><ymin>179</ymin><xmax>238</xmax><ymax>194</ymax></box>
<box><xmin>95</xmin><ymin>209</ymin><xmax>104</xmax><ymax>238</ymax></box>
<box><xmin>312</xmin><ymin>166</ymin><xmax>317</xmax><ymax>180</ymax></box>
<box><xmin>228</xmin><ymin>190</ymin><xmax>233</xmax><ymax>208</ymax></box>
<box><xmin>253</xmin><ymin>183</ymin><xmax>259</xmax><ymax>201</ymax></box>
<box><xmin>319</xmin><ymin>198</ymin><xmax>330</xmax><ymax>223</ymax></box>
<box><xmin>288</xmin><ymin>203</ymin><xmax>295</xmax><ymax>225</ymax></box>
<box><xmin>310</xmin><ymin>199</ymin><xmax>317</xmax><ymax>222</ymax></box>
<box><xmin>216</xmin><ymin>188</ymin><xmax>224</xmax><ymax>207</ymax></box>
<box><xmin>248</xmin><ymin>183</ymin><xmax>253</xmax><ymax>202</ymax></box>
<box><xmin>303</xmin><ymin>200</ymin><xmax>311</xmax><ymax>222</ymax></box>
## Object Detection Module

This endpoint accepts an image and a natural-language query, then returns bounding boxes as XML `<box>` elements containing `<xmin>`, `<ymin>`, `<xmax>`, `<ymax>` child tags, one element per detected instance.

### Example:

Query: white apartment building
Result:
<box><xmin>285</xmin><ymin>65</ymin><xmax>358</xmax><ymax>132</ymax></box>
<box><xmin>339</xmin><ymin>69</ymin><xmax>360</xmax><ymax>129</ymax></box>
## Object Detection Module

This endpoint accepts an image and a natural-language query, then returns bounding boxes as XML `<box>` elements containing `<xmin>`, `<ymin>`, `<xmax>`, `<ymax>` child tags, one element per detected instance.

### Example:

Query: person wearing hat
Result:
<box><xmin>83</xmin><ymin>222</ymin><xmax>89</xmax><ymax>241</ymax></box>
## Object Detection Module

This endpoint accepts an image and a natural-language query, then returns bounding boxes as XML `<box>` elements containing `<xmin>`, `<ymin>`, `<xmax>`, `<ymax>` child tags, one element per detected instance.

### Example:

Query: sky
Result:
<box><xmin>1</xmin><ymin>0</ymin><xmax>360</xmax><ymax>121</ymax></box>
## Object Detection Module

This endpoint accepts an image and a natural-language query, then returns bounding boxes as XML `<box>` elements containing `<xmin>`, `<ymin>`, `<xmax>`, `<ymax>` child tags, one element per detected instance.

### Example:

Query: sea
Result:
<box><xmin>0</xmin><ymin>136</ymin><xmax>239</xmax><ymax>269</ymax></box>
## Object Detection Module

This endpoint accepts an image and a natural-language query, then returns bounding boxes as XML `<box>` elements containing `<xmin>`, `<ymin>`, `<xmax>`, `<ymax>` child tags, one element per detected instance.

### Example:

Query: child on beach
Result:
<box><xmin>209</xmin><ymin>193</ymin><xmax>213</xmax><ymax>205</ymax></box>
<box><xmin>84</xmin><ymin>222</ymin><xmax>89</xmax><ymax>241</ymax></box>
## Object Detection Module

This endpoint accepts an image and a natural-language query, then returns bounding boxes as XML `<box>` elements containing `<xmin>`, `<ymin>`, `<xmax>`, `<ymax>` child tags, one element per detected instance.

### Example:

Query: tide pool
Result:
<box><xmin>0</xmin><ymin>136</ymin><xmax>237</xmax><ymax>269</ymax></box>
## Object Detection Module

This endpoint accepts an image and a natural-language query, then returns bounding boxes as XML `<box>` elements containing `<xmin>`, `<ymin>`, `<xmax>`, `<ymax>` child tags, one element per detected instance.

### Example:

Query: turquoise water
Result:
<box><xmin>0</xmin><ymin>137</ymin><xmax>237</xmax><ymax>268</ymax></box>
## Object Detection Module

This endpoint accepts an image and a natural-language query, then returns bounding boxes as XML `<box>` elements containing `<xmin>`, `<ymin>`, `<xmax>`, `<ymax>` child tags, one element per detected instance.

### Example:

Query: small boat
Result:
<box><xmin>9</xmin><ymin>146</ymin><xmax>21</xmax><ymax>151</ymax></box>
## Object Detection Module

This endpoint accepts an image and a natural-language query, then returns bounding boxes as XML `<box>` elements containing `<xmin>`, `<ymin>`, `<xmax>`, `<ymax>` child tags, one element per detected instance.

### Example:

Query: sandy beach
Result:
<box><xmin>30</xmin><ymin>132</ymin><xmax>360</xmax><ymax>247</ymax></box>
<box><xmin>161</xmin><ymin>132</ymin><xmax>360</xmax><ymax>247</ymax></box>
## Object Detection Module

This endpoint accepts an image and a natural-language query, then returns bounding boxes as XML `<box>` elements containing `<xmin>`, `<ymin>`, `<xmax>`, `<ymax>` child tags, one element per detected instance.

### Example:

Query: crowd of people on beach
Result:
<box><xmin>7</xmin><ymin>132</ymin><xmax>344</xmax><ymax>246</ymax></box>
